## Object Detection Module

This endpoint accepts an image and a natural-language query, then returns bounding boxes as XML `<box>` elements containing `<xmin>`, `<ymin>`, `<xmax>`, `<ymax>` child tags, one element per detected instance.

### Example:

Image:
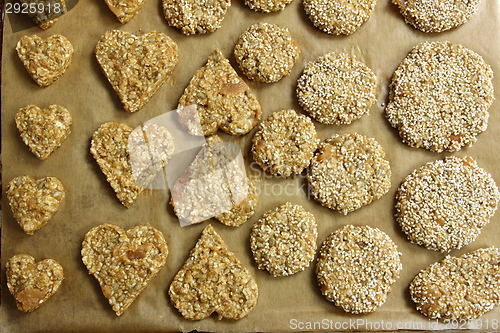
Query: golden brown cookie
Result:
<box><xmin>20</xmin><ymin>0</ymin><xmax>66</xmax><ymax>29</ymax></box>
<box><xmin>169</xmin><ymin>224</ymin><xmax>258</xmax><ymax>320</ymax></box>
<box><xmin>244</xmin><ymin>0</ymin><xmax>293</xmax><ymax>12</ymax></box>
<box><xmin>177</xmin><ymin>49</ymin><xmax>261</xmax><ymax>136</ymax></box>
<box><xmin>104</xmin><ymin>0</ymin><xmax>147</xmax><ymax>23</ymax></box>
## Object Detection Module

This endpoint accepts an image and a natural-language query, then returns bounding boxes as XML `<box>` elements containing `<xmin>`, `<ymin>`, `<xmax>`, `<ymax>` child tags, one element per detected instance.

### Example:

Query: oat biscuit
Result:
<box><xmin>234</xmin><ymin>22</ymin><xmax>300</xmax><ymax>83</ymax></box>
<box><xmin>163</xmin><ymin>0</ymin><xmax>230</xmax><ymax>35</ymax></box>
<box><xmin>386</xmin><ymin>41</ymin><xmax>494</xmax><ymax>153</ymax></box>
<box><xmin>20</xmin><ymin>0</ymin><xmax>66</xmax><ymax>29</ymax></box>
<box><xmin>251</xmin><ymin>110</ymin><xmax>319</xmax><ymax>177</ymax></box>
<box><xmin>95</xmin><ymin>30</ymin><xmax>178</xmax><ymax>113</ymax></box>
<box><xmin>81</xmin><ymin>224</ymin><xmax>168</xmax><ymax>316</ymax></box>
<box><xmin>303</xmin><ymin>0</ymin><xmax>377</xmax><ymax>35</ymax></box>
<box><xmin>177</xmin><ymin>49</ymin><xmax>261</xmax><ymax>136</ymax></box>
<box><xmin>396</xmin><ymin>156</ymin><xmax>499</xmax><ymax>252</ymax></box>
<box><xmin>410</xmin><ymin>247</ymin><xmax>500</xmax><ymax>320</ymax></box>
<box><xmin>297</xmin><ymin>52</ymin><xmax>377</xmax><ymax>125</ymax></box>
<box><xmin>16</xmin><ymin>34</ymin><xmax>73</xmax><ymax>87</ymax></box>
<box><xmin>90</xmin><ymin>122</ymin><xmax>143</xmax><ymax>208</ymax></box>
<box><xmin>250</xmin><ymin>202</ymin><xmax>317</xmax><ymax>277</ymax></box>
<box><xmin>171</xmin><ymin>135</ymin><xmax>257</xmax><ymax>226</ymax></box>
<box><xmin>307</xmin><ymin>133</ymin><xmax>391</xmax><ymax>214</ymax></box>
<box><xmin>7</xmin><ymin>176</ymin><xmax>65</xmax><ymax>235</ymax></box>
<box><xmin>169</xmin><ymin>224</ymin><xmax>258</xmax><ymax>320</ymax></box>
<box><xmin>6</xmin><ymin>254</ymin><xmax>64</xmax><ymax>312</ymax></box>
<box><xmin>316</xmin><ymin>225</ymin><xmax>402</xmax><ymax>314</ymax></box>
<box><xmin>393</xmin><ymin>0</ymin><xmax>481</xmax><ymax>33</ymax></box>
<box><xmin>15</xmin><ymin>105</ymin><xmax>72</xmax><ymax>160</ymax></box>
<box><xmin>244</xmin><ymin>0</ymin><xmax>293</xmax><ymax>12</ymax></box>
<box><xmin>104</xmin><ymin>0</ymin><xmax>147</xmax><ymax>23</ymax></box>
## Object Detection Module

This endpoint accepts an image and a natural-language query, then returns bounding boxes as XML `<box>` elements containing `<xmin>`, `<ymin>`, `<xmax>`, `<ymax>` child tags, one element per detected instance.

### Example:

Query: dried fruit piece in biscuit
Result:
<box><xmin>6</xmin><ymin>254</ymin><xmax>64</xmax><ymax>312</ymax></box>
<box><xmin>105</xmin><ymin>0</ymin><xmax>147</xmax><ymax>23</ymax></box>
<box><xmin>396</xmin><ymin>156</ymin><xmax>499</xmax><ymax>252</ymax></box>
<box><xmin>308</xmin><ymin>133</ymin><xmax>391</xmax><ymax>214</ymax></box>
<box><xmin>234</xmin><ymin>22</ymin><xmax>300</xmax><ymax>83</ymax></box>
<box><xmin>20</xmin><ymin>0</ymin><xmax>67</xmax><ymax>29</ymax></box>
<box><xmin>393</xmin><ymin>0</ymin><xmax>481</xmax><ymax>33</ymax></box>
<box><xmin>410</xmin><ymin>247</ymin><xmax>500</xmax><ymax>320</ymax></box>
<box><xmin>163</xmin><ymin>0</ymin><xmax>231</xmax><ymax>35</ymax></box>
<box><xmin>95</xmin><ymin>30</ymin><xmax>178</xmax><ymax>113</ymax></box>
<box><xmin>250</xmin><ymin>202</ymin><xmax>317</xmax><ymax>277</ymax></box>
<box><xmin>251</xmin><ymin>109</ymin><xmax>319</xmax><ymax>177</ymax></box>
<box><xmin>303</xmin><ymin>0</ymin><xmax>376</xmax><ymax>35</ymax></box>
<box><xmin>15</xmin><ymin>105</ymin><xmax>72</xmax><ymax>160</ymax></box>
<box><xmin>16</xmin><ymin>34</ymin><xmax>73</xmax><ymax>87</ymax></box>
<box><xmin>7</xmin><ymin>176</ymin><xmax>65</xmax><ymax>235</ymax></box>
<box><xmin>316</xmin><ymin>225</ymin><xmax>402</xmax><ymax>314</ymax></box>
<box><xmin>244</xmin><ymin>0</ymin><xmax>293</xmax><ymax>12</ymax></box>
<box><xmin>171</xmin><ymin>135</ymin><xmax>257</xmax><ymax>226</ymax></box>
<box><xmin>297</xmin><ymin>52</ymin><xmax>377</xmax><ymax>125</ymax></box>
<box><xmin>81</xmin><ymin>224</ymin><xmax>168</xmax><ymax>316</ymax></box>
<box><xmin>169</xmin><ymin>224</ymin><xmax>258</xmax><ymax>320</ymax></box>
<box><xmin>177</xmin><ymin>49</ymin><xmax>261</xmax><ymax>136</ymax></box>
<box><xmin>386</xmin><ymin>41</ymin><xmax>494</xmax><ymax>153</ymax></box>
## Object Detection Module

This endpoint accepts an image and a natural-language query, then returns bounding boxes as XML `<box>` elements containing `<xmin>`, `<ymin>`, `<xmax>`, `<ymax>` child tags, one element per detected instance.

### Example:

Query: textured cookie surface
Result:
<box><xmin>95</xmin><ymin>30</ymin><xmax>178</xmax><ymax>113</ymax></box>
<box><xmin>16</xmin><ymin>105</ymin><xmax>72</xmax><ymax>160</ymax></box>
<box><xmin>297</xmin><ymin>52</ymin><xmax>377</xmax><ymax>125</ymax></box>
<box><xmin>410</xmin><ymin>247</ymin><xmax>500</xmax><ymax>320</ymax></box>
<box><xmin>171</xmin><ymin>135</ymin><xmax>257</xmax><ymax>226</ymax></box>
<box><xmin>386</xmin><ymin>41</ymin><xmax>494</xmax><ymax>153</ymax></box>
<box><xmin>234</xmin><ymin>22</ymin><xmax>300</xmax><ymax>83</ymax></box>
<box><xmin>393</xmin><ymin>0</ymin><xmax>481</xmax><ymax>33</ymax></box>
<box><xmin>252</xmin><ymin>109</ymin><xmax>319</xmax><ymax>177</ymax></box>
<box><xmin>7</xmin><ymin>176</ymin><xmax>65</xmax><ymax>235</ymax></box>
<box><xmin>303</xmin><ymin>0</ymin><xmax>377</xmax><ymax>35</ymax></box>
<box><xmin>169</xmin><ymin>224</ymin><xmax>258</xmax><ymax>320</ymax></box>
<box><xmin>177</xmin><ymin>49</ymin><xmax>261</xmax><ymax>136</ymax></box>
<box><xmin>307</xmin><ymin>133</ymin><xmax>391</xmax><ymax>214</ymax></box>
<box><xmin>397</xmin><ymin>156</ymin><xmax>499</xmax><ymax>252</ymax></box>
<box><xmin>81</xmin><ymin>224</ymin><xmax>168</xmax><ymax>316</ymax></box>
<box><xmin>316</xmin><ymin>225</ymin><xmax>402</xmax><ymax>314</ymax></box>
<box><xmin>104</xmin><ymin>0</ymin><xmax>147</xmax><ymax>23</ymax></box>
<box><xmin>250</xmin><ymin>202</ymin><xmax>317</xmax><ymax>277</ymax></box>
<box><xmin>6</xmin><ymin>254</ymin><xmax>64</xmax><ymax>312</ymax></box>
<box><xmin>244</xmin><ymin>0</ymin><xmax>293</xmax><ymax>12</ymax></box>
<box><xmin>20</xmin><ymin>0</ymin><xmax>66</xmax><ymax>29</ymax></box>
<box><xmin>163</xmin><ymin>0</ymin><xmax>230</xmax><ymax>35</ymax></box>
<box><xmin>16</xmin><ymin>34</ymin><xmax>73</xmax><ymax>87</ymax></box>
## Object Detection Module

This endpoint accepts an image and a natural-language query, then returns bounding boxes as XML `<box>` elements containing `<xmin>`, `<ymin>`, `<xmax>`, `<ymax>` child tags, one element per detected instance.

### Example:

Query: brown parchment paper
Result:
<box><xmin>2</xmin><ymin>0</ymin><xmax>500</xmax><ymax>332</ymax></box>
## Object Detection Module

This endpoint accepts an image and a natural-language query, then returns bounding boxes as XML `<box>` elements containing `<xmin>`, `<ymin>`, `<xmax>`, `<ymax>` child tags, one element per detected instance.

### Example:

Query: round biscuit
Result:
<box><xmin>251</xmin><ymin>109</ymin><xmax>319</xmax><ymax>177</ymax></box>
<box><xmin>393</xmin><ymin>0</ymin><xmax>481</xmax><ymax>33</ymax></box>
<box><xmin>297</xmin><ymin>52</ymin><xmax>377</xmax><ymax>125</ymax></box>
<box><xmin>234</xmin><ymin>22</ymin><xmax>300</xmax><ymax>83</ymax></box>
<box><xmin>307</xmin><ymin>133</ymin><xmax>391</xmax><ymax>214</ymax></box>
<box><xmin>244</xmin><ymin>0</ymin><xmax>293</xmax><ymax>12</ymax></box>
<box><xmin>316</xmin><ymin>225</ymin><xmax>402</xmax><ymax>314</ymax></box>
<box><xmin>250</xmin><ymin>202</ymin><xmax>318</xmax><ymax>277</ymax></box>
<box><xmin>303</xmin><ymin>0</ymin><xmax>377</xmax><ymax>35</ymax></box>
<box><xmin>396</xmin><ymin>156</ymin><xmax>500</xmax><ymax>252</ymax></box>
<box><xmin>386</xmin><ymin>41</ymin><xmax>494</xmax><ymax>153</ymax></box>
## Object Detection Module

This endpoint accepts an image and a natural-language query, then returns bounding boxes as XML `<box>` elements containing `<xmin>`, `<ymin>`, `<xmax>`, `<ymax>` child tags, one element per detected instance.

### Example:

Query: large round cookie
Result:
<box><xmin>386</xmin><ymin>41</ymin><xmax>494</xmax><ymax>153</ymax></box>
<box><xmin>396</xmin><ymin>156</ymin><xmax>499</xmax><ymax>252</ymax></box>
<box><xmin>307</xmin><ymin>133</ymin><xmax>391</xmax><ymax>214</ymax></box>
<box><xmin>297</xmin><ymin>52</ymin><xmax>377</xmax><ymax>125</ymax></box>
<box><xmin>316</xmin><ymin>225</ymin><xmax>402</xmax><ymax>314</ymax></box>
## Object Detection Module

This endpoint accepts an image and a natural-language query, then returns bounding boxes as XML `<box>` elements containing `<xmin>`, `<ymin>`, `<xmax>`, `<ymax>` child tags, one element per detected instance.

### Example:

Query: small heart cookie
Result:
<box><xmin>104</xmin><ymin>0</ymin><xmax>147</xmax><ymax>23</ymax></box>
<box><xmin>7</xmin><ymin>176</ymin><xmax>66</xmax><ymax>235</ymax></box>
<box><xmin>169</xmin><ymin>224</ymin><xmax>258</xmax><ymax>320</ymax></box>
<box><xmin>81</xmin><ymin>224</ymin><xmax>168</xmax><ymax>316</ymax></box>
<box><xmin>20</xmin><ymin>0</ymin><xmax>67</xmax><ymax>30</ymax></box>
<box><xmin>16</xmin><ymin>34</ymin><xmax>73</xmax><ymax>87</ymax></box>
<box><xmin>6</xmin><ymin>254</ymin><xmax>64</xmax><ymax>312</ymax></box>
<box><xmin>95</xmin><ymin>30</ymin><xmax>178</xmax><ymax>113</ymax></box>
<box><xmin>16</xmin><ymin>105</ymin><xmax>72</xmax><ymax>160</ymax></box>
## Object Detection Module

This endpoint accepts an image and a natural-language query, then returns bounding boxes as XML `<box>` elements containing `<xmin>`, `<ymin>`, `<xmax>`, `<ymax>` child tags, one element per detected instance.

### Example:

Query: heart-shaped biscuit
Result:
<box><xmin>6</xmin><ymin>254</ymin><xmax>64</xmax><ymax>312</ymax></box>
<box><xmin>16</xmin><ymin>34</ymin><xmax>73</xmax><ymax>87</ymax></box>
<box><xmin>7</xmin><ymin>176</ymin><xmax>65</xmax><ymax>235</ymax></box>
<box><xmin>81</xmin><ymin>224</ymin><xmax>168</xmax><ymax>316</ymax></box>
<box><xmin>104</xmin><ymin>0</ymin><xmax>147</xmax><ymax>23</ymax></box>
<box><xmin>169</xmin><ymin>224</ymin><xmax>258</xmax><ymax>320</ymax></box>
<box><xmin>16</xmin><ymin>105</ymin><xmax>72</xmax><ymax>160</ymax></box>
<box><xmin>95</xmin><ymin>30</ymin><xmax>178</xmax><ymax>113</ymax></box>
<box><xmin>20</xmin><ymin>0</ymin><xmax>67</xmax><ymax>29</ymax></box>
